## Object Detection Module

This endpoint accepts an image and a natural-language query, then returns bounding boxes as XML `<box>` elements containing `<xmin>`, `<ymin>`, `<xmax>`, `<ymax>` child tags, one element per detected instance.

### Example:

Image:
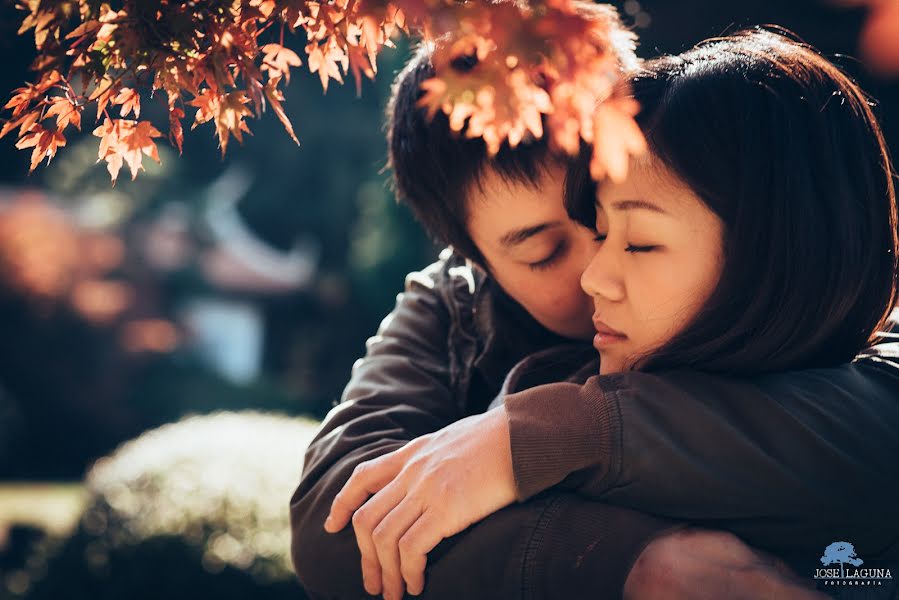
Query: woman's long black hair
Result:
<box><xmin>567</xmin><ymin>28</ymin><xmax>899</xmax><ymax>374</ymax></box>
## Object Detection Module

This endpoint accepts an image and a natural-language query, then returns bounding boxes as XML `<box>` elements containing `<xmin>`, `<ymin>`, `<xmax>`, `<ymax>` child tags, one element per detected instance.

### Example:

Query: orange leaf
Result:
<box><xmin>16</xmin><ymin>124</ymin><xmax>66</xmax><ymax>173</ymax></box>
<box><xmin>121</xmin><ymin>120</ymin><xmax>162</xmax><ymax>179</ymax></box>
<box><xmin>44</xmin><ymin>96</ymin><xmax>82</xmax><ymax>131</ymax></box>
<box><xmin>113</xmin><ymin>87</ymin><xmax>141</xmax><ymax>119</ymax></box>
<box><xmin>4</xmin><ymin>83</ymin><xmax>41</xmax><ymax>118</ymax></box>
<box><xmin>65</xmin><ymin>19</ymin><xmax>100</xmax><ymax>41</ymax></box>
<box><xmin>264</xmin><ymin>77</ymin><xmax>299</xmax><ymax>145</ymax></box>
<box><xmin>589</xmin><ymin>96</ymin><xmax>647</xmax><ymax>183</ymax></box>
<box><xmin>214</xmin><ymin>91</ymin><xmax>253</xmax><ymax>155</ymax></box>
<box><xmin>89</xmin><ymin>77</ymin><xmax>118</xmax><ymax>119</ymax></box>
<box><xmin>261</xmin><ymin>43</ymin><xmax>302</xmax><ymax>83</ymax></box>
<box><xmin>0</xmin><ymin>109</ymin><xmax>40</xmax><ymax>140</ymax></box>
<box><xmin>307</xmin><ymin>44</ymin><xmax>345</xmax><ymax>92</ymax></box>
<box><xmin>189</xmin><ymin>88</ymin><xmax>219</xmax><ymax>128</ymax></box>
<box><xmin>169</xmin><ymin>106</ymin><xmax>185</xmax><ymax>155</ymax></box>
<box><xmin>92</xmin><ymin>118</ymin><xmax>162</xmax><ymax>184</ymax></box>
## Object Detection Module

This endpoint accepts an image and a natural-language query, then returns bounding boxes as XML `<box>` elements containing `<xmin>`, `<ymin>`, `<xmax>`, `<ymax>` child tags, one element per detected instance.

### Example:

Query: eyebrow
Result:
<box><xmin>499</xmin><ymin>221</ymin><xmax>562</xmax><ymax>247</ymax></box>
<box><xmin>598</xmin><ymin>199</ymin><xmax>669</xmax><ymax>215</ymax></box>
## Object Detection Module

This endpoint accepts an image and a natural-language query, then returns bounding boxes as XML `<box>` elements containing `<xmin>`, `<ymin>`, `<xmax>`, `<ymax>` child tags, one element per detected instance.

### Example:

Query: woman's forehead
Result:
<box><xmin>596</xmin><ymin>154</ymin><xmax>700</xmax><ymax>216</ymax></box>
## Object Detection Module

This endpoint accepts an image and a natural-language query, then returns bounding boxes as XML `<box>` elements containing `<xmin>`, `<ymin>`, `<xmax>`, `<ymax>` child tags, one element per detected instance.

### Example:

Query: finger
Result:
<box><xmin>398</xmin><ymin>510</ymin><xmax>446</xmax><ymax>596</ymax></box>
<box><xmin>372</xmin><ymin>497</ymin><xmax>424</xmax><ymax>600</ymax></box>
<box><xmin>351</xmin><ymin>479</ymin><xmax>408</xmax><ymax>596</ymax></box>
<box><xmin>326</xmin><ymin>457</ymin><xmax>402</xmax><ymax>533</ymax></box>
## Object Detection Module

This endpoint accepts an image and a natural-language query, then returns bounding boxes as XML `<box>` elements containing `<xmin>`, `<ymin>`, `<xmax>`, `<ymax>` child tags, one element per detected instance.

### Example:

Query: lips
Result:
<box><xmin>592</xmin><ymin>317</ymin><xmax>627</xmax><ymax>338</ymax></box>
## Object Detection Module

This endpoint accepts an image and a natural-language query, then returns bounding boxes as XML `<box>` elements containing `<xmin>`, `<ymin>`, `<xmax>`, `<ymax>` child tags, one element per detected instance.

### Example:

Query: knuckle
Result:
<box><xmin>351</xmin><ymin>461</ymin><xmax>370</xmax><ymax>478</ymax></box>
<box><xmin>351</xmin><ymin>508</ymin><xmax>372</xmax><ymax>530</ymax></box>
<box><xmin>371</xmin><ymin>523</ymin><xmax>390</xmax><ymax>544</ymax></box>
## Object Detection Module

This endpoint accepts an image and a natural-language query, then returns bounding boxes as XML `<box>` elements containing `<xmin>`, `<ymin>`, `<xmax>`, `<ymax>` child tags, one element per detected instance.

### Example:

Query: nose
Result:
<box><xmin>580</xmin><ymin>238</ymin><xmax>626</xmax><ymax>303</ymax></box>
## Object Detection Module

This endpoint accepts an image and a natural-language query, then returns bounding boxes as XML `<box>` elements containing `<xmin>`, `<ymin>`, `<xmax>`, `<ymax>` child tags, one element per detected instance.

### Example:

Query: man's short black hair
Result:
<box><xmin>385</xmin><ymin>3</ymin><xmax>637</xmax><ymax>265</ymax></box>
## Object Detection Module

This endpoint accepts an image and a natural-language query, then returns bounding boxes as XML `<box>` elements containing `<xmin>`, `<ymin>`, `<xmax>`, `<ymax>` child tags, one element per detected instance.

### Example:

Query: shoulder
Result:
<box><xmin>404</xmin><ymin>247</ymin><xmax>485</xmax><ymax>295</ymax></box>
<box><xmin>499</xmin><ymin>344</ymin><xmax>598</xmax><ymax>397</ymax></box>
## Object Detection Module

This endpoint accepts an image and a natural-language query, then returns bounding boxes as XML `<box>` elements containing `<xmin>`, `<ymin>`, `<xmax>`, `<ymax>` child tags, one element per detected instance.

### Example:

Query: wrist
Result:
<box><xmin>488</xmin><ymin>406</ymin><xmax>518</xmax><ymax>502</ymax></box>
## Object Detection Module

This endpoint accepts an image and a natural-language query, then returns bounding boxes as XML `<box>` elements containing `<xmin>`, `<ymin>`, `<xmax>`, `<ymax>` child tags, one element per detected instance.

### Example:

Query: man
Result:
<box><xmin>290</xmin><ymin>11</ymin><xmax>898</xmax><ymax>600</ymax></box>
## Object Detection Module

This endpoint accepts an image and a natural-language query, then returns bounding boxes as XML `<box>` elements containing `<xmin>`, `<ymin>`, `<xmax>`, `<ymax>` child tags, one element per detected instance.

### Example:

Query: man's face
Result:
<box><xmin>466</xmin><ymin>163</ymin><xmax>598</xmax><ymax>341</ymax></box>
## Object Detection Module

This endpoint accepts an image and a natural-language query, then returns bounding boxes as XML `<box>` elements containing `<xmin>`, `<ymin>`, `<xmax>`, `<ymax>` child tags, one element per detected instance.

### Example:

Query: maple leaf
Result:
<box><xmin>261</xmin><ymin>43</ymin><xmax>302</xmax><ymax>83</ymax></box>
<box><xmin>589</xmin><ymin>96</ymin><xmax>647</xmax><ymax>183</ymax></box>
<box><xmin>121</xmin><ymin>120</ymin><xmax>162</xmax><ymax>179</ymax></box>
<box><xmin>250</xmin><ymin>0</ymin><xmax>278</xmax><ymax>19</ymax></box>
<box><xmin>65</xmin><ymin>19</ymin><xmax>100</xmax><ymax>41</ymax></box>
<box><xmin>92</xmin><ymin>117</ymin><xmax>124</xmax><ymax>182</ymax></box>
<box><xmin>417</xmin><ymin>77</ymin><xmax>449</xmax><ymax>120</ymax></box>
<box><xmin>169</xmin><ymin>106</ymin><xmax>185</xmax><ymax>155</ymax></box>
<box><xmin>88</xmin><ymin>77</ymin><xmax>118</xmax><ymax>120</ymax></box>
<box><xmin>0</xmin><ymin>110</ymin><xmax>41</xmax><ymax>140</ymax></box>
<box><xmin>346</xmin><ymin>44</ymin><xmax>376</xmax><ymax>96</ymax></box>
<box><xmin>3</xmin><ymin>0</ymin><xmax>642</xmax><ymax>184</ymax></box>
<box><xmin>4</xmin><ymin>83</ymin><xmax>41</xmax><ymax>119</ymax></box>
<box><xmin>189</xmin><ymin>88</ymin><xmax>219</xmax><ymax>127</ymax></box>
<box><xmin>92</xmin><ymin>118</ymin><xmax>162</xmax><ymax>184</ymax></box>
<box><xmin>307</xmin><ymin>43</ymin><xmax>345</xmax><ymax>92</ymax></box>
<box><xmin>113</xmin><ymin>87</ymin><xmax>141</xmax><ymax>119</ymax></box>
<box><xmin>18</xmin><ymin>8</ymin><xmax>58</xmax><ymax>50</ymax></box>
<box><xmin>16</xmin><ymin>123</ymin><xmax>67</xmax><ymax>173</ymax></box>
<box><xmin>94</xmin><ymin>5</ymin><xmax>122</xmax><ymax>45</ymax></box>
<box><xmin>214</xmin><ymin>91</ymin><xmax>253</xmax><ymax>155</ymax></box>
<box><xmin>43</xmin><ymin>96</ymin><xmax>82</xmax><ymax>131</ymax></box>
<box><xmin>264</xmin><ymin>76</ymin><xmax>299</xmax><ymax>145</ymax></box>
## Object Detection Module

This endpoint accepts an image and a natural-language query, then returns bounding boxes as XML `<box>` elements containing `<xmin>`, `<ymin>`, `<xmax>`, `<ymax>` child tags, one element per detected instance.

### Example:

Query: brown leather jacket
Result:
<box><xmin>290</xmin><ymin>248</ymin><xmax>899</xmax><ymax>599</ymax></box>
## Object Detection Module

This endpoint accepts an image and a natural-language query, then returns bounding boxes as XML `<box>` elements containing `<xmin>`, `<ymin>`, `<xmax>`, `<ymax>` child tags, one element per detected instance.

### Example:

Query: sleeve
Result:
<box><xmin>502</xmin><ymin>355</ymin><xmax>899</xmax><ymax>552</ymax></box>
<box><xmin>290</xmin><ymin>259</ymin><xmax>465</xmax><ymax>595</ymax></box>
<box><xmin>296</xmin><ymin>484</ymin><xmax>686</xmax><ymax>600</ymax></box>
<box><xmin>288</xmin><ymin>259</ymin><xmax>688</xmax><ymax>600</ymax></box>
<box><xmin>416</xmin><ymin>492</ymin><xmax>688</xmax><ymax>600</ymax></box>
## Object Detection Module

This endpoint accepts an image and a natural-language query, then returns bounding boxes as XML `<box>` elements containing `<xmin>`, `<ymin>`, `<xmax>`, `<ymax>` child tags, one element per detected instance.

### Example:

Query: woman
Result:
<box><xmin>573</xmin><ymin>28</ymin><xmax>896</xmax><ymax>377</ymax></box>
<box><xmin>311</xmin><ymin>28</ymin><xmax>899</xmax><ymax>599</ymax></box>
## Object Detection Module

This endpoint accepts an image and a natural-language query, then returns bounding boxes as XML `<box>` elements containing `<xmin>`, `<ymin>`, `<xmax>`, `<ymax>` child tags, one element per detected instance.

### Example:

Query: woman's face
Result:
<box><xmin>466</xmin><ymin>163</ymin><xmax>598</xmax><ymax>341</ymax></box>
<box><xmin>580</xmin><ymin>155</ymin><xmax>725</xmax><ymax>374</ymax></box>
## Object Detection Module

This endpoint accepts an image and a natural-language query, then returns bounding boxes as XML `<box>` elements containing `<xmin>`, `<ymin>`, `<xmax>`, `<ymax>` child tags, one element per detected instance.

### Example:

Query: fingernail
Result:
<box><xmin>324</xmin><ymin>516</ymin><xmax>334</xmax><ymax>531</ymax></box>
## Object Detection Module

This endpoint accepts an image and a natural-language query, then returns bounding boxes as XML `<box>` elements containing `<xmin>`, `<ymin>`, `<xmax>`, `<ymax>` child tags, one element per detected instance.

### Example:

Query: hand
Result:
<box><xmin>624</xmin><ymin>527</ymin><xmax>828</xmax><ymax>600</ymax></box>
<box><xmin>323</xmin><ymin>406</ymin><xmax>518</xmax><ymax>600</ymax></box>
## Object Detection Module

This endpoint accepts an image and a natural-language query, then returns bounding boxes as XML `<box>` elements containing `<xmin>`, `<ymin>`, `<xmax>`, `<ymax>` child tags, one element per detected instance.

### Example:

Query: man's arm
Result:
<box><xmin>502</xmin><ymin>348</ymin><xmax>899</xmax><ymax>555</ymax></box>
<box><xmin>289</xmin><ymin>257</ymin><xmax>685</xmax><ymax>599</ymax></box>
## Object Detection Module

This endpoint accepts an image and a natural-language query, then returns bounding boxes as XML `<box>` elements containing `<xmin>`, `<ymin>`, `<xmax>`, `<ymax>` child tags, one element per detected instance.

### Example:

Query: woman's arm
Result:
<box><xmin>501</xmin><ymin>346</ymin><xmax>899</xmax><ymax>554</ymax></box>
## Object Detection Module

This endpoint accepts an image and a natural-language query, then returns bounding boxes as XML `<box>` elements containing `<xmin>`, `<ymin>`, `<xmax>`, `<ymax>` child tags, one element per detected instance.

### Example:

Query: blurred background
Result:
<box><xmin>0</xmin><ymin>0</ymin><xmax>897</xmax><ymax>598</ymax></box>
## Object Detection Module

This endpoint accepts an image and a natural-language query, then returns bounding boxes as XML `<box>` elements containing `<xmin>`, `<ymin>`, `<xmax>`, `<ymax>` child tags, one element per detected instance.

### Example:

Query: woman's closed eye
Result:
<box><xmin>593</xmin><ymin>233</ymin><xmax>659</xmax><ymax>253</ymax></box>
